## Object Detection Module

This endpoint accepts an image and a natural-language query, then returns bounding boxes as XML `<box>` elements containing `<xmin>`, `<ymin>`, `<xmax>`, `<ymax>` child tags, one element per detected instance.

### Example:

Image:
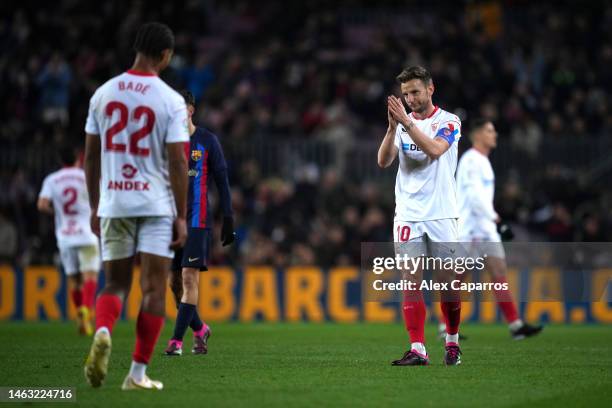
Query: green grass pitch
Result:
<box><xmin>0</xmin><ymin>322</ymin><xmax>611</xmax><ymax>407</ymax></box>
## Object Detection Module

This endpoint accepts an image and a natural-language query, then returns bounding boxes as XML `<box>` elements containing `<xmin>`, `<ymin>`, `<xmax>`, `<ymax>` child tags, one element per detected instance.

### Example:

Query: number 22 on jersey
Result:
<box><xmin>105</xmin><ymin>101</ymin><xmax>155</xmax><ymax>157</ymax></box>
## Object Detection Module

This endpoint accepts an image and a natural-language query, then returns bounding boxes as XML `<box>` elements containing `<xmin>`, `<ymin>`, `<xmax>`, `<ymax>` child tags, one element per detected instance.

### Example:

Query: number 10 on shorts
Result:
<box><xmin>396</xmin><ymin>224</ymin><xmax>411</xmax><ymax>242</ymax></box>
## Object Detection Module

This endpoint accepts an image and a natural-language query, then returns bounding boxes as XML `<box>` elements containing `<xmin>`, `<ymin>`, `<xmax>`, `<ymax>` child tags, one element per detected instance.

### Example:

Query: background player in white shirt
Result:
<box><xmin>38</xmin><ymin>146</ymin><xmax>100</xmax><ymax>336</ymax></box>
<box><xmin>457</xmin><ymin>119</ymin><xmax>542</xmax><ymax>339</ymax></box>
<box><xmin>83</xmin><ymin>22</ymin><xmax>189</xmax><ymax>391</ymax></box>
<box><xmin>379</xmin><ymin>66</ymin><xmax>463</xmax><ymax>366</ymax></box>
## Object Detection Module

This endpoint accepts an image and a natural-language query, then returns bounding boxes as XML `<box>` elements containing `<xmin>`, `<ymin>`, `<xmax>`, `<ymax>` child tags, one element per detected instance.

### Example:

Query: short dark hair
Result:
<box><xmin>469</xmin><ymin>118</ymin><xmax>492</xmax><ymax>141</ymax></box>
<box><xmin>58</xmin><ymin>146</ymin><xmax>76</xmax><ymax>166</ymax></box>
<box><xmin>133</xmin><ymin>22</ymin><xmax>174</xmax><ymax>59</ymax></box>
<box><xmin>180</xmin><ymin>89</ymin><xmax>195</xmax><ymax>107</ymax></box>
<box><xmin>396</xmin><ymin>66</ymin><xmax>432</xmax><ymax>85</ymax></box>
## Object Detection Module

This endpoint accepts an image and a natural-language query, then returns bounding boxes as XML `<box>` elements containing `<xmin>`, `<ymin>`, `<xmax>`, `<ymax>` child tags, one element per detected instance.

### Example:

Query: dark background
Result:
<box><xmin>0</xmin><ymin>0</ymin><xmax>610</xmax><ymax>268</ymax></box>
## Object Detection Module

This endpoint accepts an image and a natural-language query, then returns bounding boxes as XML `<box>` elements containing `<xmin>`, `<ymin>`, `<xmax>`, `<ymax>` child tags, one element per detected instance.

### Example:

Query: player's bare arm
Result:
<box><xmin>377</xmin><ymin>106</ymin><xmax>399</xmax><ymax>168</ymax></box>
<box><xmin>167</xmin><ymin>142</ymin><xmax>188</xmax><ymax>249</ymax></box>
<box><xmin>84</xmin><ymin>133</ymin><xmax>101</xmax><ymax>236</ymax></box>
<box><xmin>387</xmin><ymin>96</ymin><xmax>450</xmax><ymax>160</ymax></box>
<box><xmin>37</xmin><ymin>197</ymin><xmax>53</xmax><ymax>214</ymax></box>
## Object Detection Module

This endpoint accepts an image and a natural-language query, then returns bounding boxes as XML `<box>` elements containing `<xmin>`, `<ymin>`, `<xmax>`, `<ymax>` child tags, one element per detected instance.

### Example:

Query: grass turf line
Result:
<box><xmin>0</xmin><ymin>323</ymin><xmax>610</xmax><ymax>407</ymax></box>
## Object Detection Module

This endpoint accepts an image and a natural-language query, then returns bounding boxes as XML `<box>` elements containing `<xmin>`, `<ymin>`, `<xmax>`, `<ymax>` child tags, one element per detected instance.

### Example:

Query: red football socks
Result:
<box><xmin>133</xmin><ymin>311</ymin><xmax>165</xmax><ymax>364</ymax></box>
<box><xmin>95</xmin><ymin>293</ymin><xmax>122</xmax><ymax>333</ymax></box>
<box><xmin>402</xmin><ymin>290</ymin><xmax>426</xmax><ymax>343</ymax></box>
<box><xmin>441</xmin><ymin>301</ymin><xmax>461</xmax><ymax>335</ymax></box>
<box><xmin>70</xmin><ymin>288</ymin><xmax>83</xmax><ymax>308</ymax></box>
<box><xmin>82</xmin><ymin>280</ymin><xmax>98</xmax><ymax>309</ymax></box>
<box><xmin>492</xmin><ymin>276</ymin><xmax>519</xmax><ymax>323</ymax></box>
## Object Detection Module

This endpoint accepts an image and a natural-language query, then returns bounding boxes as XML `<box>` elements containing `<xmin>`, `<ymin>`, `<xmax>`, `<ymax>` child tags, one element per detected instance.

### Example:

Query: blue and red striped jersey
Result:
<box><xmin>185</xmin><ymin>127</ymin><xmax>232</xmax><ymax>229</ymax></box>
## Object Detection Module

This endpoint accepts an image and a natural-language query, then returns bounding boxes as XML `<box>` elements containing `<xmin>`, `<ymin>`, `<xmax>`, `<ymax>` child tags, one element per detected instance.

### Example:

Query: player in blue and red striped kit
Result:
<box><xmin>165</xmin><ymin>90</ymin><xmax>235</xmax><ymax>356</ymax></box>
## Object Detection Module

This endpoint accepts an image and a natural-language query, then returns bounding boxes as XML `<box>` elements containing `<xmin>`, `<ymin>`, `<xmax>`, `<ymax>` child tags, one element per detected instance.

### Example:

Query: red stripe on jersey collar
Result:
<box><xmin>126</xmin><ymin>69</ymin><xmax>157</xmax><ymax>77</ymax></box>
<box><xmin>411</xmin><ymin>105</ymin><xmax>439</xmax><ymax>120</ymax></box>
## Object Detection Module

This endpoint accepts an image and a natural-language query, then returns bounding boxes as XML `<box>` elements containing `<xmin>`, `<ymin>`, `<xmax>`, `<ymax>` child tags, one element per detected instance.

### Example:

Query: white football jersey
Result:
<box><xmin>456</xmin><ymin>148</ymin><xmax>499</xmax><ymax>239</ymax></box>
<box><xmin>39</xmin><ymin>167</ymin><xmax>99</xmax><ymax>249</ymax></box>
<box><xmin>393</xmin><ymin>106</ymin><xmax>461</xmax><ymax>221</ymax></box>
<box><xmin>85</xmin><ymin>70</ymin><xmax>189</xmax><ymax>218</ymax></box>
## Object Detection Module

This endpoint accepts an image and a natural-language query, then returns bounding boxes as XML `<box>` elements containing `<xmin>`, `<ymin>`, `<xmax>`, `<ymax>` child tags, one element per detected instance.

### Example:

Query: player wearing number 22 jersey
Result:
<box><xmin>38</xmin><ymin>147</ymin><xmax>100</xmax><ymax>336</ymax></box>
<box><xmin>83</xmin><ymin>22</ymin><xmax>189</xmax><ymax>391</ymax></box>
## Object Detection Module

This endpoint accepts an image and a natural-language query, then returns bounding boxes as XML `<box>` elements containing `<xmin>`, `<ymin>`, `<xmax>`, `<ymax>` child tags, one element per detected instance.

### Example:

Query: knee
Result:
<box><xmin>105</xmin><ymin>282</ymin><xmax>130</xmax><ymax>299</ymax></box>
<box><xmin>182</xmin><ymin>271</ymin><xmax>199</xmax><ymax>292</ymax></box>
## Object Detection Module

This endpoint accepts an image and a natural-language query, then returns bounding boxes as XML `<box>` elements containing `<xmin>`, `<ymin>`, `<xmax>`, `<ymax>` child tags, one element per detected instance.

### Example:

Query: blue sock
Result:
<box><xmin>190</xmin><ymin>310</ymin><xmax>203</xmax><ymax>332</ymax></box>
<box><xmin>172</xmin><ymin>302</ymin><xmax>196</xmax><ymax>341</ymax></box>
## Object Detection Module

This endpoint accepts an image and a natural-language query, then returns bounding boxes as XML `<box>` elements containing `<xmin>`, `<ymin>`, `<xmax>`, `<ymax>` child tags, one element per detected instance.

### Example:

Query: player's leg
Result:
<box><xmin>486</xmin><ymin>254</ymin><xmax>543</xmax><ymax>339</ymax></box>
<box><xmin>439</xmin><ymin>280</ymin><xmax>462</xmax><ymax>366</ymax></box>
<box><xmin>78</xmin><ymin>244</ymin><xmax>101</xmax><ymax>312</ymax></box>
<box><xmin>124</xmin><ymin>251</ymin><xmax>168</xmax><ymax>389</ymax></box>
<box><xmin>61</xmin><ymin>247</ymin><xmax>88</xmax><ymax>335</ymax></box>
<box><xmin>85</xmin><ymin>218</ymin><xmax>137</xmax><ymax>388</ymax></box>
<box><xmin>169</xmin><ymin>265</ymin><xmax>183</xmax><ymax>308</ymax></box>
<box><xmin>166</xmin><ymin>228</ymin><xmax>211</xmax><ymax>355</ymax></box>
<box><xmin>392</xmin><ymin>221</ymin><xmax>429</xmax><ymax>366</ymax></box>
<box><xmin>69</xmin><ymin>272</ymin><xmax>91</xmax><ymax>336</ymax></box>
<box><xmin>430</xmin><ymin>220</ymin><xmax>463</xmax><ymax>365</ymax></box>
<box><xmin>166</xmin><ymin>267</ymin><xmax>199</xmax><ymax>355</ymax></box>
<box><xmin>122</xmin><ymin>216</ymin><xmax>174</xmax><ymax>390</ymax></box>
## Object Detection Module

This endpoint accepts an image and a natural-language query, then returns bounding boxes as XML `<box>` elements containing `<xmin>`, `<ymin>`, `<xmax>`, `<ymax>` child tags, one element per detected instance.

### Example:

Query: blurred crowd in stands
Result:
<box><xmin>1</xmin><ymin>0</ymin><xmax>611</xmax><ymax>267</ymax></box>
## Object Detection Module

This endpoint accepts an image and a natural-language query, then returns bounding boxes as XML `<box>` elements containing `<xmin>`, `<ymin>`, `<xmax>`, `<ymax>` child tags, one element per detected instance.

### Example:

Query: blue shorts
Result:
<box><xmin>172</xmin><ymin>228</ymin><xmax>211</xmax><ymax>272</ymax></box>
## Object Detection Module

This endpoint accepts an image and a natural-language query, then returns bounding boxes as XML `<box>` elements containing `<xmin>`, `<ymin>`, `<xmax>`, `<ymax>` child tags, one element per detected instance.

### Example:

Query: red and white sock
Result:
<box><xmin>441</xmin><ymin>300</ymin><xmax>461</xmax><ymax>344</ymax></box>
<box><xmin>132</xmin><ymin>311</ymin><xmax>164</xmax><ymax>365</ymax></box>
<box><xmin>95</xmin><ymin>293</ymin><xmax>122</xmax><ymax>334</ymax></box>
<box><xmin>402</xmin><ymin>290</ymin><xmax>426</xmax><ymax>354</ymax></box>
<box><xmin>82</xmin><ymin>280</ymin><xmax>98</xmax><ymax>310</ymax></box>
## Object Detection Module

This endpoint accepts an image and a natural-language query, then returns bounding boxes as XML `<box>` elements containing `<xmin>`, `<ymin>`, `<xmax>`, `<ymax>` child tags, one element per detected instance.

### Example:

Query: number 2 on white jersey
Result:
<box><xmin>62</xmin><ymin>187</ymin><xmax>78</xmax><ymax>215</ymax></box>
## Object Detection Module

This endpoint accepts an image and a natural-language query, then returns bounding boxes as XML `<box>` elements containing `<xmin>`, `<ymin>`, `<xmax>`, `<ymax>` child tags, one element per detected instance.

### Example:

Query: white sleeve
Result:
<box><xmin>38</xmin><ymin>176</ymin><xmax>52</xmax><ymax>200</ymax></box>
<box><xmin>436</xmin><ymin>116</ymin><xmax>462</xmax><ymax>145</ymax></box>
<box><xmin>85</xmin><ymin>90</ymin><xmax>100</xmax><ymax>135</ymax></box>
<box><xmin>166</xmin><ymin>97</ymin><xmax>190</xmax><ymax>144</ymax></box>
<box><xmin>461</xmin><ymin>158</ymin><xmax>497</xmax><ymax>220</ymax></box>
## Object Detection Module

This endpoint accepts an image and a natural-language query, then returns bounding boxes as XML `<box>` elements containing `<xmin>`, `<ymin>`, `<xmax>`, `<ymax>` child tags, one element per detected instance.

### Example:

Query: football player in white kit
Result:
<box><xmin>83</xmin><ymin>22</ymin><xmax>189</xmax><ymax>390</ymax></box>
<box><xmin>456</xmin><ymin>119</ymin><xmax>542</xmax><ymax>339</ymax></box>
<box><xmin>38</xmin><ymin>146</ymin><xmax>100</xmax><ymax>336</ymax></box>
<box><xmin>380</xmin><ymin>66</ymin><xmax>463</xmax><ymax>366</ymax></box>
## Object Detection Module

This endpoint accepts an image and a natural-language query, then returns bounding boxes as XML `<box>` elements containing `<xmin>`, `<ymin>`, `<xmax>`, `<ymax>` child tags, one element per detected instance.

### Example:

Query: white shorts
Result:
<box><xmin>460</xmin><ymin>233</ymin><xmax>506</xmax><ymax>259</ymax></box>
<box><xmin>393</xmin><ymin>218</ymin><xmax>461</xmax><ymax>258</ymax></box>
<box><xmin>394</xmin><ymin>218</ymin><xmax>458</xmax><ymax>243</ymax></box>
<box><xmin>101</xmin><ymin>217</ymin><xmax>174</xmax><ymax>261</ymax></box>
<box><xmin>59</xmin><ymin>244</ymin><xmax>101</xmax><ymax>276</ymax></box>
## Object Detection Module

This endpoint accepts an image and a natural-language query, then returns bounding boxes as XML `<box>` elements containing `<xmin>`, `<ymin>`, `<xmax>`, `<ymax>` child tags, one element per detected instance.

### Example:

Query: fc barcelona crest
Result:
<box><xmin>191</xmin><ymin>149</ymin><xmax>203</xmax><ymax>161</ymax></box>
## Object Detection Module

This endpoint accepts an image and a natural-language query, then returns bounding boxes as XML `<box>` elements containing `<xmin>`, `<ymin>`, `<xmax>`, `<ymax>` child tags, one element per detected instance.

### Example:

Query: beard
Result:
<box><xmin>410</xmin><ymin>102</ymin><xmax>427</xmax><ymax>114</ymax></box>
